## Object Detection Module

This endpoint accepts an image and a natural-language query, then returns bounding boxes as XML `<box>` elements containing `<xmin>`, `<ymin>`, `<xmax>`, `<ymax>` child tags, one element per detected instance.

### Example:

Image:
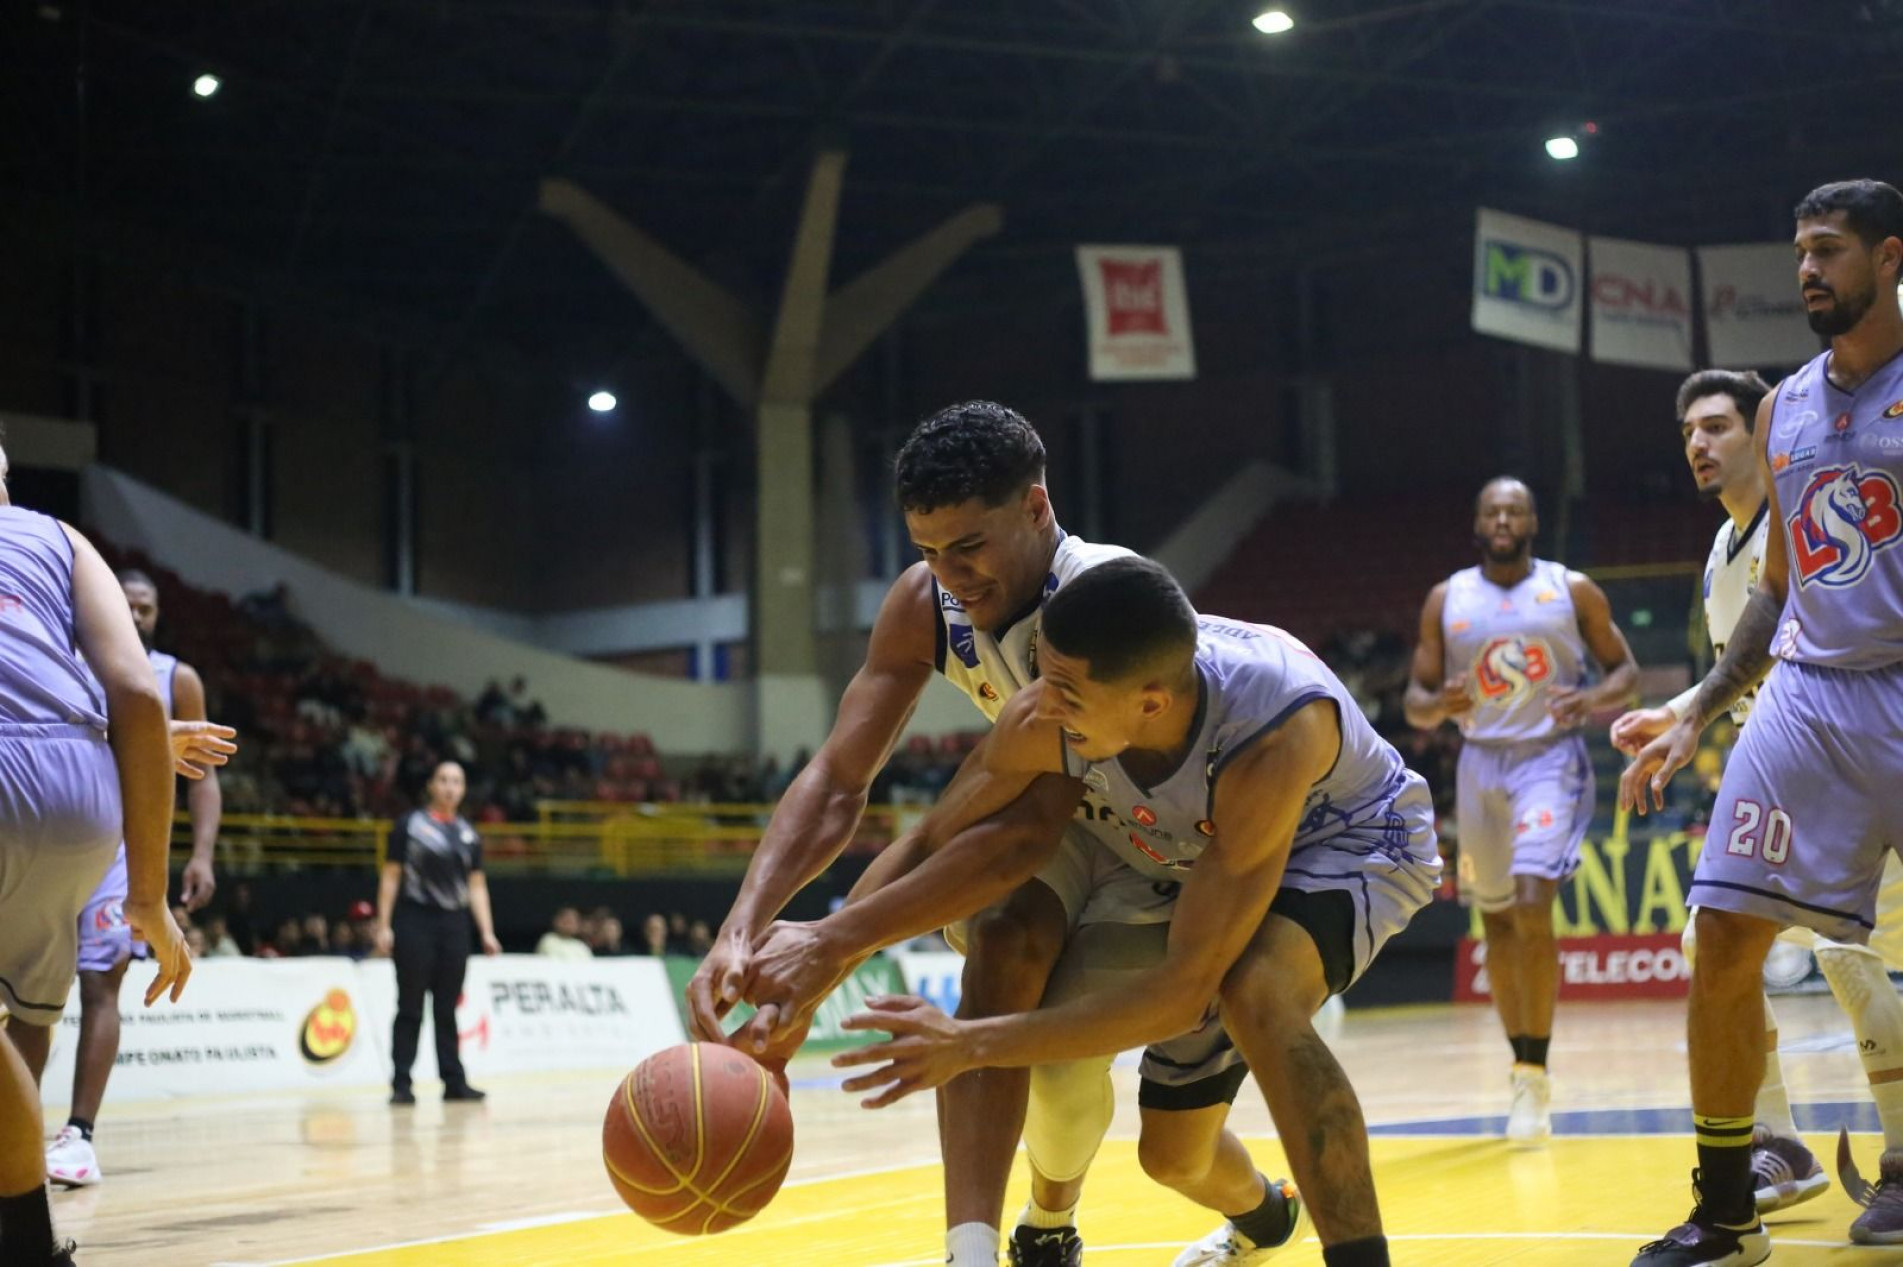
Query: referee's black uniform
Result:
<box><xmin>388</xmin><ymin>808</ymin><xmax>482</xmax><ymax>1100</ymax></box>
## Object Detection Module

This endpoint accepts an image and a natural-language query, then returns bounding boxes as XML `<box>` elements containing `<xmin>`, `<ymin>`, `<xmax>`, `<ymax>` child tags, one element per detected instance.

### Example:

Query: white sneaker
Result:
<box><xmin>1172</xmin><ymin>1180</ymin><xmax>1307</xmax><ymax>1265</ymax></box>
<box><xmin>1505</xmin><ymin>1064</ymin><xmax>1552</xmax><ymax>1146</ymax></box>
<box><xmin>46</xmin><ymin>1125</ymin><xmax>101</xmax><ymax>1188</ymax></box>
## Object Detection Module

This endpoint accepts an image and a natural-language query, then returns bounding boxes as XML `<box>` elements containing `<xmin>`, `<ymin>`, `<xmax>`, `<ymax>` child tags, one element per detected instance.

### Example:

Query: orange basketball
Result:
<box><xmin>602</xmin><ymin>1042</ymin><xmax>795</xmax><ymax>1235</ymax></box>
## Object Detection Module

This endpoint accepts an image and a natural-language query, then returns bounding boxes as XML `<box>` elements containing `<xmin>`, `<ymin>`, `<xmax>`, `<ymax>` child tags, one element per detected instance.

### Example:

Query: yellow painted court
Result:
<box><xmin>50</xmin><ymin>996</ymin><xmax>1902</xmax><ymax>1265</ymax></box>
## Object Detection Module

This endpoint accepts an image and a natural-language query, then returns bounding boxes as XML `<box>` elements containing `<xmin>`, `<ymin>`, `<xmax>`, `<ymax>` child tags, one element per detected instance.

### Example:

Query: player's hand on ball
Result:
<box><xmin>687</xmin><ymin>923</ymin><xmax>754</xmax><ymax>1042</ymax></box>
<box><xmin>1609</xmin><ymin>705</ymin><xmax>1675</xmax><ymax>755</ymax></box>
<box><xmin>1545</xmin><ymin>685</ymin><xmax>1590</xmax><ymax>729</ymax></box>
<box><xmin>169</xmin><ymin>720</ymin><xmax>238</xmax><ymax>779</ymax></box>
<box><xmin>125</xmin><ymin>899</ymin><xmax>192</xmax><ymax>1005</ymax></box>
<box><xmin>746</xmin><ymin>920</ymin><xmax>856</xmax><ymax>1036</ymax></box>
<box><xmin>833</xmin><ymin>995</ymin><xmax>975</xmax><ymax>1108</ymax></box>
<box><xmin>1619</xmin><ymin>717</ymin><xmax>1701</xmax><ymax>816</ymax></box>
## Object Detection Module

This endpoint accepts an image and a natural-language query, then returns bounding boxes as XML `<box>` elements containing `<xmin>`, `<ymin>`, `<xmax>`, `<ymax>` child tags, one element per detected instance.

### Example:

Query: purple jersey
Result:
<box><xmin>147</xmin><ymin>648</ymin><xmax>178</xmax><ymax>716</ymax></box>
<box><xmin>1766</xmin><ymin>353</ymin><xmax>1903</xmax><ymax>670</ymax></box>
<box><xmin>1061</xmin><ymin>616</ymin><xmax>1439</xmax><ymax>881</ymax></box>
<box><xmin>1439</xmin><ymin>559</ymin><xmax>1589</xmax><ymax>744</ymax></box>
<box><xmin>0</xmin><ymin>507</ymin><xmax>106</xmax><ymax>734</ymax></box>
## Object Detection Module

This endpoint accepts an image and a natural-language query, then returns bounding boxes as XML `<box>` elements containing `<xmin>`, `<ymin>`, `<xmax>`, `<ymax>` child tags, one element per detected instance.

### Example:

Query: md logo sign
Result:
<box><xmin>1481</xmin><ymin>240</ymin><xmax>1576</xmax><ymax>310</ymax></box>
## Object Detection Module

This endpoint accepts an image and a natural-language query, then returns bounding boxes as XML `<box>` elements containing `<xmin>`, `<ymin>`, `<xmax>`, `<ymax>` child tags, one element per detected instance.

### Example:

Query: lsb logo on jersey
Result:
<box><xmin>1473</xmin><ymin>636</ymin><xmax>1552</xmax><ymax>703</ymax></box>
<box><xmin>1788</xmin><ymin>464</ymin><xmax>1903</xmax><ymax>590</ymax></box>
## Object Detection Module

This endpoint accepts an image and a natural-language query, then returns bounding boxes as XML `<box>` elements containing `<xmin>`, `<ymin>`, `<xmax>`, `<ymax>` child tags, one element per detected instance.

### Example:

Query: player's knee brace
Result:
<box><xmin>1816</xmin><ymin>939</ymin><xmax>1903</xmax><ymax>1065</ymax></box>
<box><xmin>1023</xmin><ymin>1055</ymin><xmax>1115</xmax><ymax>1185</ymax></box>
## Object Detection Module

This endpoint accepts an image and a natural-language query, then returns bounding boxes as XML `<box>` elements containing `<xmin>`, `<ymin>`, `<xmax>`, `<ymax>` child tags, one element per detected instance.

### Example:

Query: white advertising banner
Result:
<box><xmin>1699</xmin><ymin>243</ymin><xmax>1821</xmax><ymax>368</ymax></box>
<box><xmin>356</xmin><ymin>954</ymin><xmax>685</xmax><ymax>1084</ymax></box>
<box><xmin>1472</xmin><ymin>209</ymin><xmax>1583</xmax><ymax>353</ymax></box>
<box><xmin>893</xmin><ymin>951</ymin><xmax>966</xmax><ymax>1018</ymax></box>
<box><xmin>1588</xmin><ymin>236</ymin><xmax>1695</xmax><ymax>370</ymax></box>
<box><xmin>1075</xmin><ymin>245</ymin><xmax>1197</xmax><ymax>380</ymax></box>
<box><xmin>37</xmin><ymin>955</ymin><xmax>685</xmax><ymax>1105</ymax></box>
<box><xmin>39</xmin><ymin>957</ymin><xmax>383</xmax><ymax>1103</ymax></box>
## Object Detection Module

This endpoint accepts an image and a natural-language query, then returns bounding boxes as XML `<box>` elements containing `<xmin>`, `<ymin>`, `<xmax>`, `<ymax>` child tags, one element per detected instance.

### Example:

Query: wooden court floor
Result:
<box><xmin>46</xmin><ymin>995</ymin><xmax>1902</xmax><ymax>1265</ymax></box>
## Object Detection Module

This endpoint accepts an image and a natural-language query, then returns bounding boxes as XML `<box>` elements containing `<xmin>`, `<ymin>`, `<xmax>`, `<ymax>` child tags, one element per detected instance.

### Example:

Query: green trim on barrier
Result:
<box><xmin>660</xmin><ymin>954</ymin><xmax>904</xmax><ymax>1051</ymax></box>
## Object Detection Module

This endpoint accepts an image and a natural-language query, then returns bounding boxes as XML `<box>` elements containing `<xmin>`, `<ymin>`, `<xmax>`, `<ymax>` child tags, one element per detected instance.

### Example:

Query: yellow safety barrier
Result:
<box><xmin>174</xmin><ymin>802</ymin><xmax>921</xmax><ymax>879</ymax></box>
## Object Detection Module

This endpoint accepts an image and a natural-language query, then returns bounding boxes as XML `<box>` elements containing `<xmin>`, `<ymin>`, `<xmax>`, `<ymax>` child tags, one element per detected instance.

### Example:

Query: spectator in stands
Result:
<box><xmin>300</xmin><ymin>914</ymin><xmax>331</xmax><ymax>956</ymax></box>
<box><xmin>510</xmin><ymin>677</ymin><xmax>547</xmax><ymax>729</ymax></box>
<box><xmin>536</xmin><ymin>908</ymin><xmax>592</xmax><ymax>961</ymax></box>
<box><xmin>331</xmin><ymin>922</ymin><xmax>360</xmax><ymax>960</ymax></box>
<box><xmin>667</xmin><ymin>912</ymin><xmax>693</xmax><ymax>955</ymax></box>
<box><xmin>591</xmin><ymin>916</ymin><xmax>626</xmax><ymax>956</ymax></box>
<box><xmin>474</xmin><ymin>679</ymin><xmax>512</xmax><ymax>726</ymax></box>
<box><xmin>200</xmin><ymin>915</ymin><xmax>243</xmax><ymax>958</ymax></box>
<box><xmin>758</xmin><ymin>755</ymin><xmax>788</xmax><ymax>802</ymax></box>
<box><xmin>185</xmin><ymin>927</ymin><xmax>208</xmax><ymax>958</ymax></box>
<box><xmin>224</xmin><ymin>882</ymin><xmax>258</xmax><ymax>955</ymax></box>
<box><xmin>687</xmin><ymin>920</ymin><xmax>714</xmax><ymax>958</ymax></box>
<box><xmin>641</xmin><ymin>914</ymin><xmax>669</xmax><ymax>957</ymax></box>
<box><xmin>267</xmin><ymin>917</ymin><xmax>303</xmax><ymax>958</ymax></box>
<box><xmin>171</xmin><ymin>903</ymin><xmax>194</xmax><ymax>934</ymax></box>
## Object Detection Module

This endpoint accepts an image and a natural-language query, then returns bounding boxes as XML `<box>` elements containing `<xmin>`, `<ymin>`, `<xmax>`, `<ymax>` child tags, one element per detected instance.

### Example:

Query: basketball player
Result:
<box><xmin>690</xmin><ymin>402</ymin><xmax>1282</xmax><ymax>1267</ymax></box>
<box><xmin>1623</xmin><ymin>179</ymin><xmax>1903</xmax><ymax>1264</ymax></box>
<box><xmin>1403</xmin><ymin>477</ymin><xmax>1639</xmax><ymax>1143</ymax></box>
<box><xmin>26</xmin><ymin>570</ymin><xmax>222</xmax><ymax>1188</ymax></box>
<box><xmin>827</xmin><ymin>557</ymin><xmax>1441</xmax><ymax>1267</ymax></box>
<box><xmin>1615</xmin><ymin>367</ymin><xmax>1903</xmax><ymax>1229</ymax></box>
<box><xmin>0</xmin><ymin>450</ymin><xmax>190</xmax><ymax>1266</ymax></box>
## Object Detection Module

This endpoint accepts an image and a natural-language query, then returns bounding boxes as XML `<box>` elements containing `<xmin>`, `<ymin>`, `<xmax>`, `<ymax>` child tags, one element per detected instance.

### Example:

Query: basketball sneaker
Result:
<box><xmin>1837</xmin><ymin>1126</ymin><xmax>1903</xmax><ymax>1244</ymax></box>
<box><xmin>45</xmin><ymin>1125</ymin><xmax>101</xmax><ymax>1188</ymax></box>
<box><xmin>1750</xmin><ymin>1123</ymin><xmax>1827</xmax><ymax>1213</ymax></box>
<box><xmin>1173</xmin><ymin>1179</ymin><xmax>1307</xmax><ymax>1265</ymax></box>
<box><xmin>1505</xmin><ymin>1063</ymin><xmax>1551</xmax><ymax>1145</ymax></box>
<box><xmin>443</xmin><ymin>1083</ymin><xmax>487</xmax><ymax>1102</ymax></box>
<box><xmin>1631</xmin><ymin>1171</ymin><xmax>1769</xmax><ymax>1266</ymax></box>
<box><xmin>1007</xmin><ymin>1224</ymin><xmax>1081</xmax><ymax>1267</ymax></box>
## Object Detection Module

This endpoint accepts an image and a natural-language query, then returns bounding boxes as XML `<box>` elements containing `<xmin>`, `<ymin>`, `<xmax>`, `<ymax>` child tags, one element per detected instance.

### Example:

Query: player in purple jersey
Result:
<box><xmin>33</xmin><ymin>569</ymin><xmax>224</xmax><ymax>1189</ymax></box>
<box><xmin>0</xmin><ymin>444</ymin><xmax>189</xmax><ymax>1267</ymax></box>
<box><xmin>1624</xmin><ymin>180</ymin><xmax>1903</xmax><ymax>1265</ymax></box>
<box><xmin>1404</xmin><ymin>477</ymin><xmax>1638</xmax><ymax>1144</ymax></box>
<box><xmin>826</xmin><ymin>558</ymin><xmax>1436</xmax><ymax>1267</ymax></box>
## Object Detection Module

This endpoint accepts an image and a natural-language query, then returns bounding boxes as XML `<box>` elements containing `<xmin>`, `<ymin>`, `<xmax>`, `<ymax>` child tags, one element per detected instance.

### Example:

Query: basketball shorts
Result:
<box><xmin>77</xmin><ymin>843</ymin><xmax>148</xmax><ymax>973</ymax></box>
<box><xmin>1455</xmin><ymin>733</ymin><xmax>1594</xmax><ymax>912</ymax></box>
<box><xmin>0</xmin><ymin>727</ymin><xmax>123</xmax><ymax>1025</ymax></box>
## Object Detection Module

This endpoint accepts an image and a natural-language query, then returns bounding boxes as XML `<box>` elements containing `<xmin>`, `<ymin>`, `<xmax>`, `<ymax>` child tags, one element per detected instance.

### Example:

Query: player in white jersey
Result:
<box><xmin>1404</xmin><ymin>477</ymin><xmax>1639</xmax><ymax>1144</ymax></box>
<box><xmin>825</xmin><ymin>558</ymin><xmax>1440</xmax><ymax>1267</ymax></box>
<box><xmin>1614</xmin><ymin>368</ymin><xmax>1903</xmax><ymax>1231</ymax></box>
<box><xmin>690</xmin><ymin>403</ymin><xmax>1283</xmax><ymax>1267</ymax></box>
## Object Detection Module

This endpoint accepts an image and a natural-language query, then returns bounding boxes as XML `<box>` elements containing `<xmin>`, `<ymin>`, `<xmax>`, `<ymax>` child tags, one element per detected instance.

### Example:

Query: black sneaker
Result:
<box><xmin>389</xmin><ymin>1086</ymin><xmax>416</xmax><ymax>1106</ymax></box>
<box><xmin>1632</xmin><ymin>1172</ymin><xmax>1769</xmax><ymax>1266</ymax></box>
<box><xmin>443</xmin><ymin>1084</ymin><xmax>487</xmax><ymax>1102</ymax></box>
<box><xmin>48</xmin><ymin>1241</ymin><xmax>77</xmax><ymax>1266</ymax></box>
<box><xmin>1008</xmin><ymin>1225</ymin><xmax>1081</xmax><ymax>1267</ymax></box>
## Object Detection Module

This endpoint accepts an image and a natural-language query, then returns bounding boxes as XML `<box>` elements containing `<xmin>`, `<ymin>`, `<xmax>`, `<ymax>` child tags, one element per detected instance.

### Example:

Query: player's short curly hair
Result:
<box><xmin>1795</xmin><ymin>179</ymin><xmax>1903</xmax><ymax>252</ymax></box>
<box><xmin>893</xmin><ymin>401</ymin><xmax>1046</xmax><ymax>514</ymax></box>
<box><xmin>1042</xmin><ymin>556</ymin><xmax>1198</xmax><ymax>684</ymax></box>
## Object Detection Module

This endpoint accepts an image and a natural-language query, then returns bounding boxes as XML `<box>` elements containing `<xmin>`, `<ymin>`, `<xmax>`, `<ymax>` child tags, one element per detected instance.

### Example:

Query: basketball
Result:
<box><xmin>602</xmin><ymin>1042</ymin><xmax>795</xmax><ymax>1235</ymax></box>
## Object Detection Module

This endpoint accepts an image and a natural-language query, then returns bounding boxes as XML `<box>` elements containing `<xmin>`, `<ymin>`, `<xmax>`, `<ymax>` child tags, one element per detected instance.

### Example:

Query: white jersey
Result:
<box><xmin>1675</xmin><ymin>503</ymin><xmax>1769</xmax><ymax>725</ymax></box>
<box><xmin>932</xmin><ymin>530</ymin><xmax>1131</xmax><ymax>721</ymax></box>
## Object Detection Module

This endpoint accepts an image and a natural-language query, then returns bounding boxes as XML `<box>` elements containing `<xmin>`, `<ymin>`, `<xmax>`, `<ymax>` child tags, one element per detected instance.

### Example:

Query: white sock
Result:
<box><xmin>1019</xmin><ymin>1197</ymin><xmax>1078</xmax><ymax>1230</ymax></box>
<box><xmin>1755</xmin><ymin>991</ymin><xmax>1800</xmax><ymax>1138</ymax></box>
<box><xmin>947</xmin><ymin>1222</ymin><xmax>999</xmax><ymax>1266</ymax></box>
<box><xmin>1818</xmin><ymin>941</ymin><xmax>1903</xmax><ymax>1151</ymax></box>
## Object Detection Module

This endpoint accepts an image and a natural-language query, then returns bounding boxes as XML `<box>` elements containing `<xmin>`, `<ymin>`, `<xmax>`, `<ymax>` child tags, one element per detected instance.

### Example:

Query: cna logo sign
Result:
<box><xmin>1788</xmin><ymin>465</ymin><xmax>1903</xmax><ymax>589</ymax></box>
<box><xmin>1480</xmin><ymin>241</ymin><xmax>1575</xmax><ymax>311</ymax></box>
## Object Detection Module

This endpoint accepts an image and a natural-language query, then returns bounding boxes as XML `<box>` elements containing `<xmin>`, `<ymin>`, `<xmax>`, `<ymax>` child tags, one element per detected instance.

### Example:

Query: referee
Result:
<box><xmin>373</xmin><ymin>760</ymin><xmax>500</xmax><ymax>1104</ymax></box>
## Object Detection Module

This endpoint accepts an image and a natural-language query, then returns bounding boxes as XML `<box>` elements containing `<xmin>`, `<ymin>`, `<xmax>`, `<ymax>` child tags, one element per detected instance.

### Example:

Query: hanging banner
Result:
<box><xmin>1075</xmin><ymin>245</ymin><xmax>1197</xmax><ymax>380</ymax></box>
<box><xmin>1471</xmin><ymin>209</ymin><xmax>1583</xmax><ymax>353</ymax></box>
<box><xmin>1699</xmin><ymin>243</ymin><xmax>1820</xmax><ymax>368</ymax></box>
<box><xmin>1589</xmin><ymin>236</ymin><xmax>1695</xmax><ymax>370</ymax></box>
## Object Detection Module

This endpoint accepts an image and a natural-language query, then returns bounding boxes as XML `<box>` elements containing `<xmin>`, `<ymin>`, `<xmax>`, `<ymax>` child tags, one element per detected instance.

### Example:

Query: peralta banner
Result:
<box><xmin>1075</xmin><ymin>245</ymin><xmax>1197</xmax><ymax>380</ymax></box>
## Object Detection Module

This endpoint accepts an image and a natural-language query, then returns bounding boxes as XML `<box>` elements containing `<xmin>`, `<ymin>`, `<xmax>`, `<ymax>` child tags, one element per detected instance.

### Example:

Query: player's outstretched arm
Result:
<box><xmin>834</xmin><ymin>699</ymin><xmax>1339</xmax><ymax>1106</ymax></box>
<box><xmin>740</xmin><ymin>692</ymin><xmax>1079</xmax><ymax>1045</ymax></box>
<box><xmin>688</xmin><ymin>565</ymin><xmax>939</xmax><ymax>1040</ymax></box>
<box><xmin>1622</xmin><ymin>392</ymin><xmax>1788</xmax><ymax>814</ymax></box>
<box><xmin>1403</xmin><ymin>583</ymin><xmax>1470</xmax><ymax>730</ymax></box>
<box><xmin>169</xmin><ymin>719</ymin><xmax>238</xmax><ymax>779</ymax></box>
<box><xmin>64</xmin><ymin>523</ymin><xmax>190</xmax><ymax>1005</ymax></box>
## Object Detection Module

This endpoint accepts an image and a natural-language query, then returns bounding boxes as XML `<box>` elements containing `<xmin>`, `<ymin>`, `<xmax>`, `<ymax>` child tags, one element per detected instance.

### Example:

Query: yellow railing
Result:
<box><xmin>175</xmin><ymin>801</ymin><xmax>920</xmax><ymax>879</ymax></box>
